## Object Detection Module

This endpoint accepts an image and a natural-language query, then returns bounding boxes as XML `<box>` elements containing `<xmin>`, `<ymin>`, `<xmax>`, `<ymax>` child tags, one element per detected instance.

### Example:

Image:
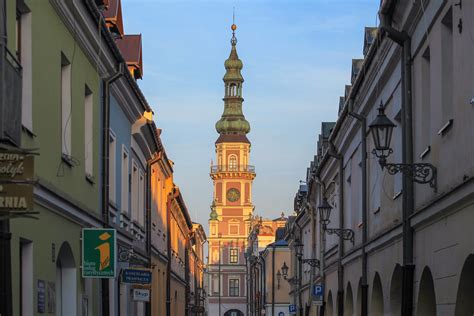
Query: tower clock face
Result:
<box><xmin>226</xmin><ymin>188</ymin><xmax>240</xmax><ymax>202</ymax></box>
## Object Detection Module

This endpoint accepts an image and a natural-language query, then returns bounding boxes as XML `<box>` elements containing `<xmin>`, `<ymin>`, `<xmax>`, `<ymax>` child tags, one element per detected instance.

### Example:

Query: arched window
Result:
<box><xmin>228</xmin><ymin>155</ymin><xmax>238</xmax><ymax>171</ymax></box>
<box><xmin>230</xmin><ymin>84</ymin><xmax>237</xmax><ymax>96</ymax></box>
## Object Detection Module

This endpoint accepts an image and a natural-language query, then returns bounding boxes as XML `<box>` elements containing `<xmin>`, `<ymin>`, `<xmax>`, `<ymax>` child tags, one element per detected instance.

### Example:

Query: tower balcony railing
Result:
<box><xmin>210</xmin><ymin>165</ymin><xmax>255</xmax><ymax>174</ymax></box>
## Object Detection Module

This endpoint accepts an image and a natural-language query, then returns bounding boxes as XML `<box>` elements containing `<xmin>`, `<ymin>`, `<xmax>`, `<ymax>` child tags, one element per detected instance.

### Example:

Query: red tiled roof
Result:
<box><xmin>115</xmin><ymin>34</ymin><xmax>143</xmax><ymax>79</ymax></box>
<box><xmin>103</xmin><ymin>0</ymin><xmax>124</xmax><ymax>37</ymax></box>
<box><xmin>215</xmin><ymin>134</ymin><xmax>250</xmax><ymax>144</ymax></box>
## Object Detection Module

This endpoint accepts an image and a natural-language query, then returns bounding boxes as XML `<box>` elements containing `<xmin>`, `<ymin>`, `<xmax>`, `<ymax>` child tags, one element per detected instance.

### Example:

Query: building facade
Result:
<box><xmin>207</xmin><ymin>23</ymin><xmax>254</xmax><ymax>316</ymax></box>
<box><xmin>287</xmin><ymin>1</ymin><xmax>474</xmax><ymax>315</ymax></box>
<box><xmin>1</xmin><ymin>1</ymin><xmax>207</xmax><ymax>315</ymax></box>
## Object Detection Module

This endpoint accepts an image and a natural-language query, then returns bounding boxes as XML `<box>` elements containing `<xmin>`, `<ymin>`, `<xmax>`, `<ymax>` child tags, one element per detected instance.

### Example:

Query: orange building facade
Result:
<box><xmin>207</xmin><ymin>23</ymin><xmax>253</xmax><ymax>316</ymax></box>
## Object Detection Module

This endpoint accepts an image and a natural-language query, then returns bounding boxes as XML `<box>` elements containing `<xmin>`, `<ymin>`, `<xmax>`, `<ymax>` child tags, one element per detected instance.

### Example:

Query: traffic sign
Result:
<box><xmin>122</xmin><ymin>268</ymin><xmax>152</xmax><ymax>284</ymax></box>
<box><xmin>312</xmin><ymin>284</ymin><xmax>324</xmax><ymax>297</ymax></box>
<box><xmin>82</xmin><ymin>228</ymin><xmax>116</xmax><ymax>278</ymax></box>
<box><xmin>289</xmin><ymin>304</ymin><xmax>297</xmax><ymax>314</ymax></box>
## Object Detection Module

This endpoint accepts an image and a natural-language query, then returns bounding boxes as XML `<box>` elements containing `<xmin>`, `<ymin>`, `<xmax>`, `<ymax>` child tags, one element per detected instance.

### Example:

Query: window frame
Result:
<box><xmin>229</xmin><ymin>278</ymin><xmax>240</xmax><ymax>297</ymax></box>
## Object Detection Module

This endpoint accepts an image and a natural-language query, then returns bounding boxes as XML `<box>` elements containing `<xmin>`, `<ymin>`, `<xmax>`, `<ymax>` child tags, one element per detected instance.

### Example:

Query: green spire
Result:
<box><xmin>215</xmin><ymin>24</ymin><xmax>250</xmax><ymax>135</ymax></box>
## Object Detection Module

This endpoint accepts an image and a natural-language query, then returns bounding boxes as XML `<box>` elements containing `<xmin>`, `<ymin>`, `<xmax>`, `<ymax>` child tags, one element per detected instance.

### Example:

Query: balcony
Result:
<box><xmin>210</xmin><ymin>165</ymin><xmax>255</xmax><ymax>174</ymax></box>
<box><xmin>0</xmin><ymin>45</ymin><xmax>22</xmax><ymax>146</ymax></box>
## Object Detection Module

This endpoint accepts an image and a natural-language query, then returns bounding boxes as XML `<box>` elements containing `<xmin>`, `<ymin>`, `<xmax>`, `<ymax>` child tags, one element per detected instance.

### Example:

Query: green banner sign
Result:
<box><xmin>82</xmin><ymin>228</ymin><xmax>116</xmax><ymax>278</ymax></box>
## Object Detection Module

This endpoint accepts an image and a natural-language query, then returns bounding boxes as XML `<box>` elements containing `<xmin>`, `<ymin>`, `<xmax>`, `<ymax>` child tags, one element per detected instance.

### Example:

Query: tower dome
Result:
<box><xmin>215</xmin><ymin>23</ymin><xmax>250</xmax><ymax>136</ymax></box>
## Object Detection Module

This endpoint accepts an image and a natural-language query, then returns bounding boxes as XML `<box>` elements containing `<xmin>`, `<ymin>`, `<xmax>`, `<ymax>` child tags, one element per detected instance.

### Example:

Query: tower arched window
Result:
<box><xmin>228</xmin><ymin>155</ymin><xmax>238</xmax><ymax>171</ymax></box>
<box><xmin>230</xmin><ymin>84</ymin><xmax>237</xmax><ymax>96</ymax></box>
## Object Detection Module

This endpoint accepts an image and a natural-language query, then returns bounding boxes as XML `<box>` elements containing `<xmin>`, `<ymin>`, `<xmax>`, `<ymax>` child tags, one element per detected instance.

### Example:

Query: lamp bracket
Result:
<box><xmin>300</xmin><ymin>258</ymin><xmax>320</xmax><ymax>268</ymax></box>
<box><xmin>325</xmin><ymin>228</ymin><xmax>355</xmax><ymax>244</ymax></box>
<box><xmin>383</xmin><ymin>162</ymin><xmax>437</xmax><ymax>190</ymax></box>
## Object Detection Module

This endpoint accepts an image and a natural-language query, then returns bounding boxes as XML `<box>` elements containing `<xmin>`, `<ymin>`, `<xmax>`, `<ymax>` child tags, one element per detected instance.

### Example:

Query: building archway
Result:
<box><xmin>455</xmin><ymin>254</ymin><xmax>474</xmax><ymax>316</ymax></box>
<box><xmin>390</xmin><ymin>264</ymin><xmax>403</xmax><ymax>316</ymax></box>
<box><xmin>56</xmin><ymin>242</ymin><xmax>77</xmax><ymax>315</ymax></box>
<box><xmin>327</xmin><ymin>291</ymin><xmax>334</xmax><ymax>316</ymax></box>
<box><xmin>224</xmin><ymin>309</ymin><xmax>244</xmax><ymax>316</ymax></box>
<box><xmin>355</xmin><ymin>278</ymin><xmax>362</xmax><ymax>316</ymax></box>
<box><xmin>370</xmin><ymin>273</ymin><xmax>384</xmax><ymax>316</ymax></box>
<box><xmin>344</xmin><ymin>282</ymin><xmax>354</xmax><ymax>316</ymax></box>
<box><xmin>416</xmin><ymin>266</ymin><xmax>436</xmax><ymax>316</ymax></box>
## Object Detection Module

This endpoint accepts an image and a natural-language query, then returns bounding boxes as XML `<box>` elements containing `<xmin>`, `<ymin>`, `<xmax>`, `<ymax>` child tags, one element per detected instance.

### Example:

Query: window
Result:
<box><xmin>138</xmin><ymin>170</ymin><xmax>145</xmax><ymax>226</ymax></box>
<box><xmin>229</xmin><ymin>279</ymin><xmax>239</xmax><ymax>296</ymax></box>
<box><xmin>421</xmin><ymin>47</ymin><xmax>431</xmax><ymax>147</ymax></box>
<box><xmin>131</xmin><ymin>161</ymin><xmax>139</xmax><ymax>222</ymax></box>
<box><xmin>20</xmin><ymin>239</ymin><xmax>33</xmax><ymax>315</ymax></box>
<box><xmin>120</xmin><ymin>147</ymin><xmax>129</xmax><ymax>213</ymax></box>
<box><xmin>441</xmin><ymin>8</ymin><xmax>453</xmax><ymax>122</ymax></box>
<box><xmin>228</xmin><ymin>155</ymin><xmax>237</xmax><ymax>171</ymax></box>
<box><xmin>15</xmin><ymin>10</ymin><xmax>21</xmax><ymax>61</ymax></box>
<box><xmin>17</xmin><ymin>0</ymin><xmax>32</xmax><ymax>131</ymax></box>
<box><xmin>61</xmin><ymin>53</ymin><xmax>72</xmax><ymax>156</ymax></box>
<box><xmin>84</xmin><ymin>87</ymin><xmax>93</xmax><ymax>178</ymax></box>
<box><xmin>229</xmin><ymin>223</ymin><xmax>239</xmax><ymax>235</ymax></box>
<box><xmin>108</xmin><ymin>132</ymin><xmax>116</xmax><ymax>203</ymax></box>
<box><xmin>229</xmin><ymin>248</ymin><xmax>238</xmax><ymax>264</ymax></box>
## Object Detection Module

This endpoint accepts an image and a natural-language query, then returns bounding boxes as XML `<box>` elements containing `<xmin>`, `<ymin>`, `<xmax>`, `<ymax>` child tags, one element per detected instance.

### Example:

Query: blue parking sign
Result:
<box><xmin>312</xmin><ymin>284</ymin><xmax>324</xmax><ymax>297</ymax></box>
<box><xmin>289</xmin><ymin>304</ymin><xmax>297</xmax><ymax>314</ymax></box>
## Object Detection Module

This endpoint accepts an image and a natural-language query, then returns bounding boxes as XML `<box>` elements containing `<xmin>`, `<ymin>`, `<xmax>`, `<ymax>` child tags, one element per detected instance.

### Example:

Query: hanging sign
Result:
<box><xmin>132</xmin><ymin>288</ymin><xmax>150</xmax><ymax>302</ymax></box>
<box><xmin>0</xmin><ymin>153</ymin><xmax>34</xmax><ymax>180</ymax></box>
<box><xmin>122</xmin><ymin>268</ymin><xmax>152</xmax><ymax>284</ymax></box>
<box><xmin>82</xmin><ymin>228</ymin><xmax>116</xmax><ymax>278</ymax></box>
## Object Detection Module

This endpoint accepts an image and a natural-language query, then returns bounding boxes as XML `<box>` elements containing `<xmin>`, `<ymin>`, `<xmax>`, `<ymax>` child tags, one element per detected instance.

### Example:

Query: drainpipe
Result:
<box><xmin>348</xmin><ymin>100</ymin><xmax>368</xmax><ymax>316</ymax></box>
<box><xmin>166</xmin><ymin>191</ymin><xmax>176</xmax><ymax>316</ymax></box>
<box><xmin>261</xmin><ymin>254</ymin><xmax>266</xmax><ymax>315</ymax></box>
<box><xmin>101</xmin><ymin>62</ymin><xmax>124</xmax><ymax>316</ymax></box>
<box><xmin>327</xmin><ymin>142</ymin><xmax>344</xmax><ymax>316</ymax></box>
<box><xmin>146</xmin><ymin>148</ymin><xmax>162</xmax><ymax>316</ymax></box>
<box><xmin>272</xmin><ymin>245</ymin><xmax>276</xmax><ymax>316</ymax></box>
<box><xmin>379</xmin><ymin>2</ymin><xmax>415</xmax><ymax>315</ymax></box>
<box><xmin>307</xmin><ymin>196</ymin><xmax>316</xmax><ymax>316</ymax></box>
<box><xmin>314</xmin><ymin>177</ymin><xmax>326</xmax><ymax>316</ymax></box>
<box><xmin>293</xmin><ymin>221</ymin><xmax>303</xmax><ymax>316</ymax></box>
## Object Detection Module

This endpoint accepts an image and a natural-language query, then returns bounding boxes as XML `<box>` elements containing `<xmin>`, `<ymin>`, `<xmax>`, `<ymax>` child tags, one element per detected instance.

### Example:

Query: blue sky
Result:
<box><xmin>121</xmin><ymin>0</ymin><xmax>380</xmax><ymax>224</ymax></box>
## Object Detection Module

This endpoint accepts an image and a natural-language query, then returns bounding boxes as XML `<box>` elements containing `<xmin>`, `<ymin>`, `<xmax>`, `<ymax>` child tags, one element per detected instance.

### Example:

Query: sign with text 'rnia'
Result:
<box><xmin>82</xmin><ymin>228</ymin><xmax>116</xmax><ymax>278</ymax></box>
<box><xmin>122</xmin><ymin>268</ymin><xmax>152</xmax><ymax>284</ymax></box>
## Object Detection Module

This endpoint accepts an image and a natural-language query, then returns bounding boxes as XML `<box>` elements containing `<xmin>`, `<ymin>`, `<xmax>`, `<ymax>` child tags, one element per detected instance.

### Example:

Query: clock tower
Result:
<box><xmin>207</xmin><ymin>23</ymin><xmax>255</xmax><ymax>316</ymax></box>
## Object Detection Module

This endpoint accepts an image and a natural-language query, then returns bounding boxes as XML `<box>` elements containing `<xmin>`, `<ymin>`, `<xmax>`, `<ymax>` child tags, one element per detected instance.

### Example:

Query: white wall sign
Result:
<box><xmin>132</xmin><ymin>288</ymin><xmax>150</xmax><ymax>302</ymax></box>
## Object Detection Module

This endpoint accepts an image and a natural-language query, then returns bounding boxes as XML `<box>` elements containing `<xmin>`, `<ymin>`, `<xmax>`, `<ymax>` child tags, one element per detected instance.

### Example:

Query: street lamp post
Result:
<box><xmin>369</xmin><ymin>102</ymin><xmax>437</xmax><ymax>190</ymax></box>
<box><xmin>318</xmin><ymin>198</ymin><xmax>355</xmax><ymax>243</ymax></box>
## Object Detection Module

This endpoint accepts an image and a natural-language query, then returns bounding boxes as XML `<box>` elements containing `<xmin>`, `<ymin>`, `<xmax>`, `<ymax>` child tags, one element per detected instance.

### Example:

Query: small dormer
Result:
<box><xmin>338</xmin><ymin>96</ymin><xmax>345</xmax><ymax>115</ymax></box>
<box><xmin>344</xmin><ymin>85</ymin><xmax>352</xmax><ymax>100</ymax></box>
<box><xmin>95</xmin><ymin>0</ymin><xmax>110</xmax><ymax>9</ymax></box>
<box><xmin>363</xmin><ymin>27</ymin><xmax>378</xmax><ymax>56</ymax></box>
<box><xmin>103</xmin><ymin>0</ymin><xmax>124</xmax><ymax>38</ymax></box>
<box><xmin>115</xmin><ymin>34</ymin><xmax>143</xmax><ymax>80</ymax></box>
<box><xmin>351</xmin><ymin>59</ymin><xmax>364</xmax><ymax>84</ymax></box>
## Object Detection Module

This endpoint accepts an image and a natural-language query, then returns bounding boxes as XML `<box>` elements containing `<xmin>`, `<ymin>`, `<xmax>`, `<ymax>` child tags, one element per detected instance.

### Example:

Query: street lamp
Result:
<box><xmin>281</xmin><ymin>262</ymin><xmax>289</xmax><ymax>279</ymax></box>
<box><xmin>318</xmin><ymin>197</ymin><xmax>355</xmax><ymax>243</ymax></box>
<box><xmin>369</xmin><ymin>102</ymin><xmax>437</xmax><ymax>190</ymax></box>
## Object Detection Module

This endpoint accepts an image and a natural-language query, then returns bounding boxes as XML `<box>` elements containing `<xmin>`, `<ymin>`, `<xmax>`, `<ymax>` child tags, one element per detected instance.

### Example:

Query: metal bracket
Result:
<box><xmin>384</xmin><ymin>162</ymin><xmax>437</xmax><ymax>190</ymax></box>
<box><xmin>300</xmin><ymin>258</ymin><xmax>320</xmax><ymax>269</ymax></box>
<box><xmin>325</xmin><ymin>228</ymin><xmax>355</xmax><ymax>244</ymax></box>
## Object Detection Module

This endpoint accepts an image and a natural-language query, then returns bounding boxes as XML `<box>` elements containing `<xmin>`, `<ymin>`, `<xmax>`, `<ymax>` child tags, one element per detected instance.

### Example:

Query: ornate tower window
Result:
<box><xmin>228</xmin><ymin>154</ymin><xmax>238</xmax><ymax>171</ymax></box>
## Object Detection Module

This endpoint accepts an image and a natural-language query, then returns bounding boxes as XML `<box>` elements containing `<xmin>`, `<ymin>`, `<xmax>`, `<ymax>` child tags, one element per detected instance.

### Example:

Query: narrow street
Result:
<box><xmin>0</xmin><ymin>1</ymin><xmax>473</xmax><ymax>316</ymax></box>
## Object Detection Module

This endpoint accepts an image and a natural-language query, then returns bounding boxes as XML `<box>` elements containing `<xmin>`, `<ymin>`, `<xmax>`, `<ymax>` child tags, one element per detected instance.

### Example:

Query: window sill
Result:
<box><xmin>61</xmin><ymin>153</ymin><xmax>77</xmax><ymax>167</ymax></box>
<box><xmin>22</xmin><ymin>125</ymin><xmax>36</xmax><ymax>138</ymax></box>
<box><xmin>437</xmin><ymin>119</ymin><xmax>453</xmax><ymax>136</ymax></box>
<box><xmin>85</xmin><ymin>173</ymin><xmax>95</xmax><ymax>184</ymax></box>
<box><xmin>393</xmin><ymin>191</ymin><xmax>402</xmax><ymax>200</ymax></box>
